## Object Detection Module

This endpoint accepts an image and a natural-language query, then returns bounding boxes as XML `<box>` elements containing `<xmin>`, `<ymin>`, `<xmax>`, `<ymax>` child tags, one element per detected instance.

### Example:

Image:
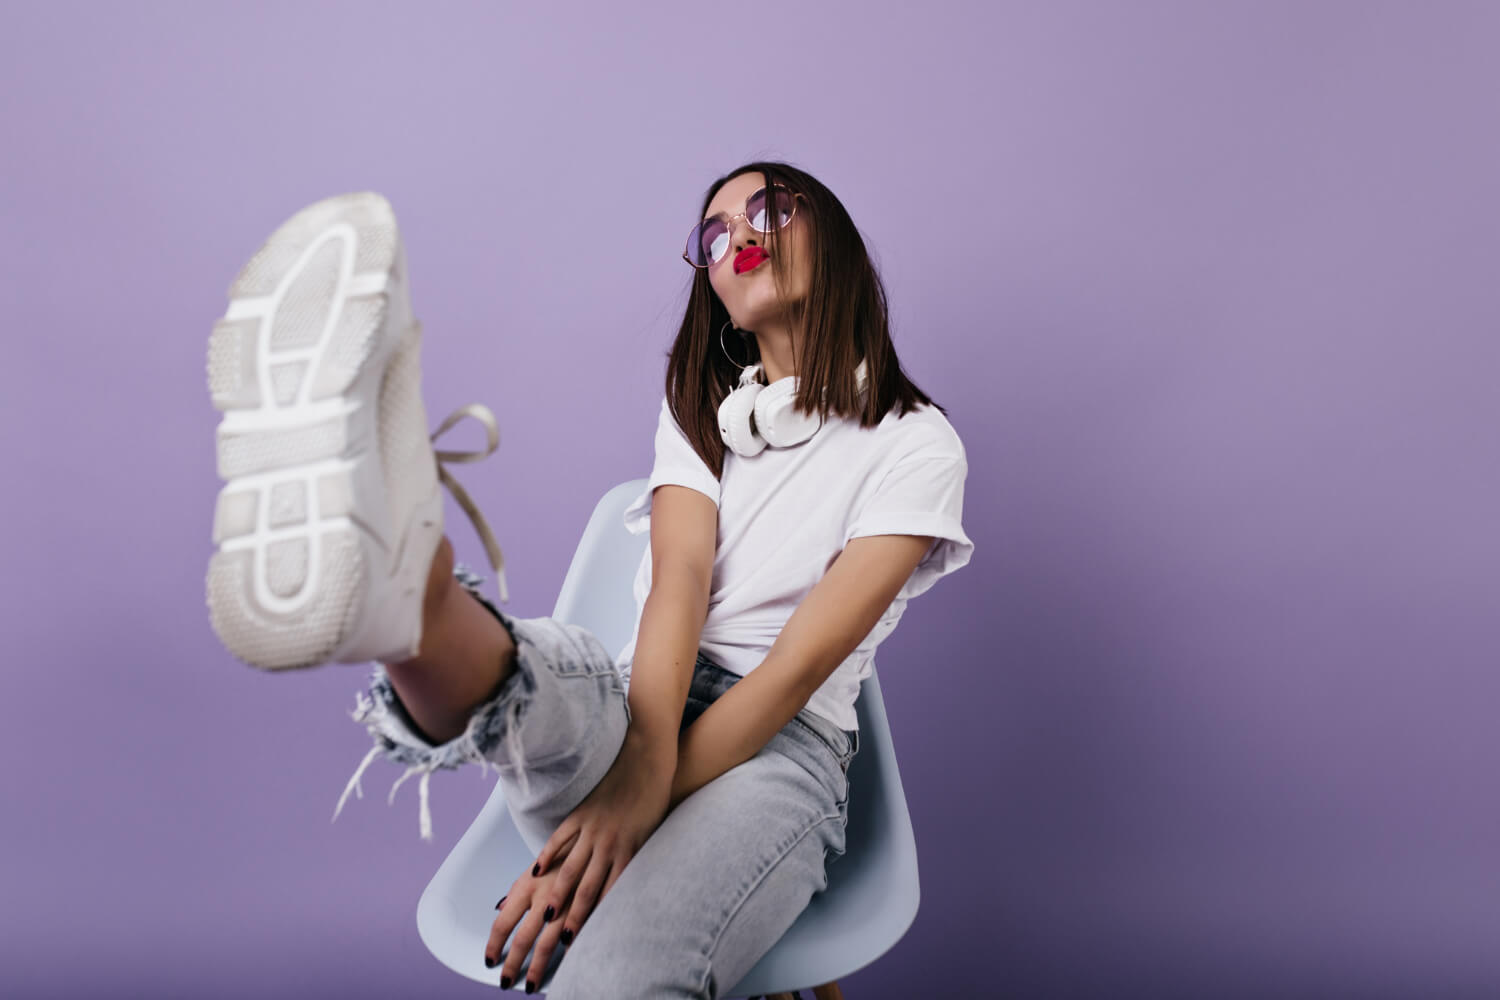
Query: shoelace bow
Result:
<box><xmin>429</xmin><ymin>403</ymin><xmax>509</xmax><ymax>604</ymax></box>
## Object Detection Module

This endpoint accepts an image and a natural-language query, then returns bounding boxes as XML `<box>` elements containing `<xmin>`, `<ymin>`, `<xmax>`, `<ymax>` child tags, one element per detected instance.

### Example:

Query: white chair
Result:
<box><xmin>415</xmin><ymin>479</ymin><xmax>922</xmax><ymax>997</ymax></box>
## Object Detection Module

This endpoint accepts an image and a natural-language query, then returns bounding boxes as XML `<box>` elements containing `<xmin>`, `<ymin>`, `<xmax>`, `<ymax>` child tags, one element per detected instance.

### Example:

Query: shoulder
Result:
<box><xmin>655</xmin><ymin>394</ymin><xmax>690</xmax><ymax>439</ymax></box>
<box><xmin>869</xmin><ymin>401</ymin><xmax>967</xmax><ymax>465</ymax></box>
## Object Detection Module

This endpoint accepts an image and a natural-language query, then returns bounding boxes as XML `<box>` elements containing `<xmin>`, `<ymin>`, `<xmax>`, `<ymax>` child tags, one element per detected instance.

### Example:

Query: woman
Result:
<box><xmin>204</xmin><ymin>160</ymin><xmax>973</xmax><ymax>997</ymax></box>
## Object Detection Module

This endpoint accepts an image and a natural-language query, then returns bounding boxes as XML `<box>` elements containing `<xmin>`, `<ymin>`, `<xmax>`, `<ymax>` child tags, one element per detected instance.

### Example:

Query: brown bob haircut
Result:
<box><xmin>662</xmin><ymin>159</ymin><xmax>946</xmax><ymax>479</ymax></box>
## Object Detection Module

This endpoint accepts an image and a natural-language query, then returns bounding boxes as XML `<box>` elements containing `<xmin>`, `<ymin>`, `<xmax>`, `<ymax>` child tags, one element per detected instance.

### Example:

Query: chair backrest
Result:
<box><xmin>417</xmin><ymin>479</ymin><xmax>920</xmax><ymax>994</ymax></box>
<box><xmin>548</xmin><ymin>480</ymin><xmax>656</xmax><ymax>650</ymax></box>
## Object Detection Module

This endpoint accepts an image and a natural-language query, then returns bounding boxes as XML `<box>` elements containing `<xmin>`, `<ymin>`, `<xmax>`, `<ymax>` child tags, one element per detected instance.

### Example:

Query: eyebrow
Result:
<box><xmin>702</xmin><ymin>186</ymin><xmax>765</xmax><ymax>224</ymax></box>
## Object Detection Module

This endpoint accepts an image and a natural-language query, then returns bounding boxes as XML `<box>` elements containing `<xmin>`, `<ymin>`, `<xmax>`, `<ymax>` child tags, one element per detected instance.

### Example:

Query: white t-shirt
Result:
<box><xmin>614</xmin><ymin>392</ymin><xmax>973</xmax><ymax>731</ymax></box>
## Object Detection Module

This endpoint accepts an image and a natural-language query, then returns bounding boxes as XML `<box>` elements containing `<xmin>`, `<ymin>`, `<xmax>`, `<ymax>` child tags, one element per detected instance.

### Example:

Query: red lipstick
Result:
<box><xmin>734</xmin><ymin>247</ymin><xmax>768</xmax><ymax>274</ymax></box>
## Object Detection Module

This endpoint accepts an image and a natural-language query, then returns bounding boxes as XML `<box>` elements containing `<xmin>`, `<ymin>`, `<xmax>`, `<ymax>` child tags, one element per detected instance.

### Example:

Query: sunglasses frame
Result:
<box><xmin>682</xmin><ymin>184</ymin><xmax>803</xmax><ymax>269</ymax></box>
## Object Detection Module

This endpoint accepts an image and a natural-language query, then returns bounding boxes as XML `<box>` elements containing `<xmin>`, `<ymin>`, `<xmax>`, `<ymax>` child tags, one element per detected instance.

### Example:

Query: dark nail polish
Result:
<box><xmin>496</xmin><ymin>895</ymin><xmax>507</xmax><ymax>910</ymax></box>
<box><xmin>500</xmin><ymin>974</ymin><xmax>513</xmax><ymax>989</ymax></box>
<box><xmin>532</xmin><ymin>863</ymin><xmax>540</xmax><ymax>876</ymax></box>
<box><xmin>560</xmin><ymin>927</ymin><xmax>574</xmax><ymax>945</ymax></box>
<box><xmin>525</xmin><ymin>980</ymin><xmax>536</xmax><ymax>994</ymax></box>
<box><xmin>543</xmin><ymin>905</ymin><xmax>555</xmax><ymax>922</ymax></box>
<box><xmin>484</xmin><ymin>955</ymin><xmax>496</xmax><ymax>968</ymax></box>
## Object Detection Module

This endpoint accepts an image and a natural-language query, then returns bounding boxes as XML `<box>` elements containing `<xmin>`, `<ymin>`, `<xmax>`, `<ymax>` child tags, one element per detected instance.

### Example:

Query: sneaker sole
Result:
<box><xmin>205</xmin><ymin>192</ymin><xmax>437</xmax><ymax>670</ymax></box>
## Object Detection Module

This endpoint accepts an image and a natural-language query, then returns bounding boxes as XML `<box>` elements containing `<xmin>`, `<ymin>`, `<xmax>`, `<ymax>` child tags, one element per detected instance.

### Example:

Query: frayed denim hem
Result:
<box><xmin>331</xmin><ymin>562</ymin><xmax>523</xmax><ymax>842</ymax></box>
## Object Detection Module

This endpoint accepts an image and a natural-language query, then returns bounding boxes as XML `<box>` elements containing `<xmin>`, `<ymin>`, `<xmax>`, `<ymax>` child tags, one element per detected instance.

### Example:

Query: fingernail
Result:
<box><xmin>560</xmin><ymin>927</ymin><xmax>574</xmax><ymax>945</ymax></box>
<box><xmin>500</xmin><ymin>974</ymin><xmax>513</xmax><ymax>989</ymax></box>
<box><xmin>484</xmin><ymin>955</ymin><xmax>496</xmax><ymax>968</ymax></box>
<box><xmin>543</xmin><ymin>905</ymin><xmax>555</xmax><ymax>922</ymax></box>
<box><xmin>495</xmin><ymin>895</ymin><xmax>507</xmax><ymax>910</ymax></box>
<box><xmin>532</xmin><ymin>863</ymin><xmax>541</xmax><ymax>876</ymax></box>
<box><xmin>525</xmin><ymin>980</ymin><xmax>536</xmax><ymax>994</ymax></box>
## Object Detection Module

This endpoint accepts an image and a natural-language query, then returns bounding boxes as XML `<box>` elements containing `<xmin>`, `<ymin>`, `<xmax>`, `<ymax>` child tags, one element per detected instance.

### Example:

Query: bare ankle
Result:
<box><xmin>422</xmin><ymin>535</ymin><xmax>458</xmax><ymax>628</ymax></box>
<box><xmin>386</xmin><ymin>536</ymin><xmax>518</xmax><ymax>742</ymax></box>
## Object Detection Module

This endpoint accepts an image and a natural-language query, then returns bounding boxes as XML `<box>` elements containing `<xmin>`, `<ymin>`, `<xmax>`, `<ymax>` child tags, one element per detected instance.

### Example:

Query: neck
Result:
<box><xmin>749</xmin><ymin>316</ymin><xmax>799</xmax><ymax>383</ymax></box>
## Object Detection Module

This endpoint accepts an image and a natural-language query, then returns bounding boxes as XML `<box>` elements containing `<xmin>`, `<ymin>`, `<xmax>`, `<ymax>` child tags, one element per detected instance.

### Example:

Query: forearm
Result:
<box><xmin>666</xmin><ymin>541</ymin><xmax>898</xmax><ymax>807</ymax></box>
<box><xmin>668</xmin><ymin>652</ymin><xmax>815</xmax><ymax>810</ymax></box>
<box><xmin>625</xmin><ymin>565</ymin><xmax>711</xmax><ymax>764</ymax></box>
<box><xmin>663</xmin><ymin>531</ymin><xmax>934</xmax><ymax>808</ymax></box>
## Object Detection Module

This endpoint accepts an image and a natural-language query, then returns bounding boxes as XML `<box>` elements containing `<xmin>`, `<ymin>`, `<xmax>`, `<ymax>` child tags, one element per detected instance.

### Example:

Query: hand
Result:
<box><xmin>526</xmin><ymin>732</ymin><xmax>675</xmax><ymax>943</ymax></box>
<box><xmin>485</xmin><ymin>864</ymin><xmax>572</xmax><ymax>992</ymax></box>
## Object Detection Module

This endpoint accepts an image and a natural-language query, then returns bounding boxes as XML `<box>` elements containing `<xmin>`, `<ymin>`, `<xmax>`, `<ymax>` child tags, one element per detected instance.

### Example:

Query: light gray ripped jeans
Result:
<box><xmin>335</xmin><ymin>565</ymin><xmax>860</xmax><ymax>999</ymax></box>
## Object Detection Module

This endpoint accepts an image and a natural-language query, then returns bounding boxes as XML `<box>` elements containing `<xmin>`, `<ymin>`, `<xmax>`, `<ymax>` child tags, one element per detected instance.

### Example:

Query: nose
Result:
<box><xmin>728</xmin><ymin>213</ymin><xmax>761</xmax><ymax>255</ymax></box>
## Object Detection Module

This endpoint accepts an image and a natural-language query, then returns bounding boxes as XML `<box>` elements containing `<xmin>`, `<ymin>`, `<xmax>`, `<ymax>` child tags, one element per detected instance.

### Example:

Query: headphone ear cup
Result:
<box><xmin>755</xmin><ymin>377</ymin><xmax>822</xmax><ymax>448</ymax></box>
<box><xmin>719</xmin><ymin>383</ymin><xmax>767</xmax><ymax>457</ymax></box>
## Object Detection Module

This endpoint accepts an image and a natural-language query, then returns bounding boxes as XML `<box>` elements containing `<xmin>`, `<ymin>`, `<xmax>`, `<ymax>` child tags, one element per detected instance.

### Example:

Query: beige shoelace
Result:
<box><xmin>429</xmin><ymin>403</ymin><xmax>509</xmax><ymax>603</ymax></box>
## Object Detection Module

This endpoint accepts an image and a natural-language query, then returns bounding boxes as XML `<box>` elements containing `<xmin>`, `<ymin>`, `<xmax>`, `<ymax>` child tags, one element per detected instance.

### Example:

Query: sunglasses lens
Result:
<box><xmin>747</xmin><ymin>185</ymin><xmax>795</xmax><ymax>233</ymax></box>
<box><xmin>705</xmin><ymin>224</ymin><xmax>730</xmax><ymax>265</ymax></box>
<box><xmin>688</xmin><ymin>218</ymin><xmax>729</xmax><ymax>267</ymax></box>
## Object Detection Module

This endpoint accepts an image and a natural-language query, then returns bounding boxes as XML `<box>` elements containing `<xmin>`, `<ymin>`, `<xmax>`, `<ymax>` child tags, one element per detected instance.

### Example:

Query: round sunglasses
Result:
<box><xmin>682</xmin><ymin>184</ymin><xmax>802</xmax><ymax>268</ymax></box>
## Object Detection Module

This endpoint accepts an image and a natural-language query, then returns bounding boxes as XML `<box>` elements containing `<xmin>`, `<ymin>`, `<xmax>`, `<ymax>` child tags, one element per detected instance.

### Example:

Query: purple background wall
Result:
<box><xmin>2</xmin><ymin>2</ymin><xmax>1495</xmax><ymax>997</ymax></box>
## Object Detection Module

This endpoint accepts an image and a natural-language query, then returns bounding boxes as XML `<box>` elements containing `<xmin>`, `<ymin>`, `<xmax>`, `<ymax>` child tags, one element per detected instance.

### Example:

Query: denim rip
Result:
<box><xmin>332</xmin><ymin>563</ymin><xmax>533</xmax><ymax>842</ymax></box>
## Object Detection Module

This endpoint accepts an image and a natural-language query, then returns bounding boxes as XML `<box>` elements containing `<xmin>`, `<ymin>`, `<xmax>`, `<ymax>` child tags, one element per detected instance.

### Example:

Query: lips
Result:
<box><xmin>734</xmin><ymin>247</ymin><xmax>768</xmax><ymax>274</ymax></box>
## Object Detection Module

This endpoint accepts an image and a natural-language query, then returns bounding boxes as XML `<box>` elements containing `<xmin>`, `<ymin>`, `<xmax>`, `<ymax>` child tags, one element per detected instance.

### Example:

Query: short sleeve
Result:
<box><xmin>845</xmin><ymin>450</ymin><xmax>974</xmax><ymax>601</ymax></box>
<box><xmin>623</xmin><ymin>396</ymin><xmax>722</xmax><ymax>535</ymax></box>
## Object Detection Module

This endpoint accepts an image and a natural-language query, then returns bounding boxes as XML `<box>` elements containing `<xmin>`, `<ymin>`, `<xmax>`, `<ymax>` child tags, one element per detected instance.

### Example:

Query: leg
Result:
<box><xmin>343</xmin><ymin>562</ymin><xmax>633</xmax><ymax>848</ymax></box>
<box><xmin>541</xmin><ymin>742</ymin><xmax>850</xmax><ymax>999</ymax></box>
<box><xmin>202</xmin><ymin>192</ymin><xmax>632</xmax><ymax>843</ymax></box>
<box><xmin>381</xmin><ymin>534</ymin><xmax>518</xmax><ymax>745</ymax></box>
<box><xmin>454</xmin><ymin>575</ymin><xmax>637</xmax><ymax>854</ymax></box>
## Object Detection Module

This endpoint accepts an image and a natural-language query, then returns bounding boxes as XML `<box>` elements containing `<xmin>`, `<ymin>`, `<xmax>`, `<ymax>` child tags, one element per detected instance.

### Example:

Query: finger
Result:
<box><xmin>500</xmin><ymin>899</ymin><xmax>553</xmax><ymax>992</ymax></box>
<box><xmin>484</xmin><ymin>880</ymin><xmax>528</xmax><ymax>969</ymax></box>
<box><xmin>534</xmin><ymin>823</ymin><xmax>581</xmax><ymax>877</ymax></box>
<box><xmin>560</xmin><ymin>845</ymin><xmax>616</xmax><ymax>938</ymax></box>
<box><xmin>541</xmin><ymin>831</ymin><xmax>599</xmax><ymax>925</ymax></box>
<box><xmin>520</xmin><ymin>895</ymin><xmax>574</xmax><ymax>992</ymax></box>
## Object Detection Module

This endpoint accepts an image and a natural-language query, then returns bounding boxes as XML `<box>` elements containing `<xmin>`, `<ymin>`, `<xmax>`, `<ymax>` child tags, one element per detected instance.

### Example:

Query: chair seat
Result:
<box><xmin>416</xmin><ymin>479</ymin><xmax>921</xmax><ymax>995</ymax></box>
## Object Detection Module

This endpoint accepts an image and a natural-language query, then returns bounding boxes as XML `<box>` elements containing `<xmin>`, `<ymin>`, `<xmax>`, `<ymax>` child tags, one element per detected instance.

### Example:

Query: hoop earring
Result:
<box><xmin>719</xmin><ymin>319</ymin><xmax>753</xmax><ymax>372</ymax></box>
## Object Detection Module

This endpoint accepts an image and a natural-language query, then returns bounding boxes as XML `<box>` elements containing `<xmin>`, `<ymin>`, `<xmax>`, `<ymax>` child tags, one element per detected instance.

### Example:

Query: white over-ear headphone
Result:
<box><xmin>718</xmin><ymin>357</ymin><xmax>869</xmax><ymax>457</ymax></box>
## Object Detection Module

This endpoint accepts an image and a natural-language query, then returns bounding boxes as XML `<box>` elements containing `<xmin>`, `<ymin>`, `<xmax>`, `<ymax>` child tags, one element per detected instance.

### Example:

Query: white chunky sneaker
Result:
<box><xmin>206</xmin><ymin>191</ymin><xmax>508</xmax><ymax>671</ymax></box>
